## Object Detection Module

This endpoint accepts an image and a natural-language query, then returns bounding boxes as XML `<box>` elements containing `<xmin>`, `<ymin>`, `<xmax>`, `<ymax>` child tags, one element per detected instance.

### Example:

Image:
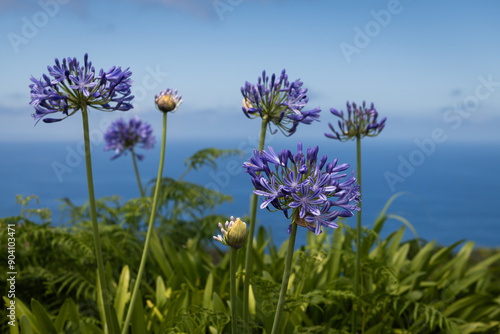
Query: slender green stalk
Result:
<box><xmin>230</xmin><ymin>247</ymin><xmax>238</xmax><ymax>334</ymax></box>
<box><xmin>177</xmin><ymin>166</ymin><xmax>191</xmax><ymax>181</ymax></box>
<box><xmin>121</xmin><ymin>112</ymin><xmax>168</xmax><ymax>334</ymax></box>
<box><xmin>243</xmin><ymin>117</ymin><xmax>269</xmax><ymax>331</ymax></box>
<box><xmin>130</xmin><ymin>148</ymin><xmax>146</xmax><ymax>198</ymax></box>
<box><xmin>271</xmin><ymin>221</ymin><xmax>298</xmax><ymax>334</ymax></box>
<box><xmin>81</xmin><ymin>108</ymin><xmax>116</xmax><ymax>334</ymax></box>
<box><xmin>352</xmin><ymin>134</ymin><xmax>362</xmax><ymax>333</ymax></box>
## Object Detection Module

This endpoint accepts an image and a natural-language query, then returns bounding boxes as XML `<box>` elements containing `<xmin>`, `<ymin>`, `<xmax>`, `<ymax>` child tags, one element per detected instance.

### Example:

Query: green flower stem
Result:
<box><xmin>230</xmin><ymin>247</ymin><xmax>238</xmax><ymax>334</ymax></box>
<box><xmin>243</xmin><ymin>117</ymin><xmax>269</xmax><ymax>331</ymax></box>
<box><xmin>130</xmin><ymin>148</ymin><xmax>146</xmax><ymax>199</ymax></box>
<box><xmin>121</xmin><ymin>112</ymin><xmax>168</xmax><ymax>334</ymax></box>
<box><xmin>271</xmin><ymin>221</ymin><xmax>298</xmax><ymax>334</ymax></box>
<box><xmin>81</xmin><ymin>108</ymin><xmax>116</xmax><ymax>334</ymax></box>
<box><xmin>177</xmin><ymin>166</ymin><xmax>191</xmax><ymax>181</ymax></box>
<box><xmin>352</xmin><ymin>134</ymin><xmax>362</xmax><ymax>333</ymax></box>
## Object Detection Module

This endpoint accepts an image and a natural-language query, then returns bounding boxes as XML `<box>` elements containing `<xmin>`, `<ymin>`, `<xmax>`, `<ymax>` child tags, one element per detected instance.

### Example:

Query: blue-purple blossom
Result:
<box><xmin>242</xmin><ymin>142</ymin><xmax>360</xmax><ymax>235</ymax></box>
<box><xmin>325</xmin><ymin>101</ymin><xmax>386</xmax><ymax>141</ymax></box>
<box><xmin>29</xmin><ymin>54</ymin><xmax>133</xmax><ymax>124</ymax></box>
<box><xmin>104</xmin><ymin>116</ymin><xmax>155</xmax><ymax>160</ymax></box>
<box><xmin>241</xmin><ymin>70</ymin><xmax>321</xmax><ymax>136</ymax></box>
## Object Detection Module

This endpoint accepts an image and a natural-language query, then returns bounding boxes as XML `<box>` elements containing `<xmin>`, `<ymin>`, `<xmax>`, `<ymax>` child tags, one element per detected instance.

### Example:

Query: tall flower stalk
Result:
<box><xmin>29</xmin><ymin>54</ymin><xmax>133</xmax><ymax>334</ymax></box>
<box><xmin>325</xmin><ymin>101</ymin><xmax>386</xmax><ymax>332</ymax></box>
<box><xmin>240</xmin><ymin>70</ymin><xmax>320</xmax><ymax>329</ymax></box>
<box><xmin>121</xmin><ymin>89</ymin><xmax>182</xmax><ymax>334</ymax></box>
<box><xmin>104</xmin><ymin>116</ymin><xmax>155</xmax><ymax>198</ymax></box>
<box><xmin>243</xmin><ymin>142</ymin><xmax>360</xmax><ymax>333</ymax></box>
<box><xmin>214</xmin><ymin>216</ymin><xmax>249</xmax><ymax>333</ymax></box>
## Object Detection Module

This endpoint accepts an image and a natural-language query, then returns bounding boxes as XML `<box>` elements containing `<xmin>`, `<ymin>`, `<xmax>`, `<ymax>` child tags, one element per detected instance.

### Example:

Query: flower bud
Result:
<box><xmin>156</xmin><ymin>95</ymin><xmax>176</xmax><ymax>112</ymax></box>
<box><xmin>226</xmin><ymin>218</ymin><xmax>248</xmax><ymax>249</ymax></box>
<box><xmin>155</xmin><ymin>89</ymin><xmax>182</xmax><ymax>113</ymax></box>
<box><xmin>213</xmin><ymin>216</ymin><xmax>248</xmax><ymax>249</ymax></box>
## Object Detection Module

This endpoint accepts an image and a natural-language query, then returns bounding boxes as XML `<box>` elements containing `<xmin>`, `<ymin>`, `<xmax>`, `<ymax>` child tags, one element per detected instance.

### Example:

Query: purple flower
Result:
<box><xmin>282</xmin><ymin>171</ymin><xmax>309</xmax><ymax>194</ymax></box>
<box><xmin>29</xmin><ymin>54</ymin><xmax>134</xmax><ymax>124</ymax></box>
<box><xmin>289</xmin><ymin>184</ymin><xmax>323</xmax><ymax>218</ymax></box>
<box><xmin>69</xmin><ymin>72</ymin><xmax>97</xmax><ymax>97</ymax></box>
<box><xmin>241</xmin><ymin>70</ymin><xmax>321</xmax><ymax>136</ymax></box>
<box><xmin>254</xmin><ymin>176</ymin><xmax>282</xmax><ymax>210</ymax></box>
<box><xmin>325</xmin><ymin>101</ymin><xmax>386</xmax><ymax>141</ymax></box>
<box><xmin>242</xmin><ymin>142</ymin><xmax>360</xmax><ymax>235</ymax></box>
<box><xmin>104</xmin><ymin>116</ymin><xmax>155</xmax><ymax>160</ymax></box>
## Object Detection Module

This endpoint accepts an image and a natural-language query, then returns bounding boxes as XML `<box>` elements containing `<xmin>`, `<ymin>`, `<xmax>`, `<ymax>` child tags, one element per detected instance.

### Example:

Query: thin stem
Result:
<box><xmin>230</xmin><ymin>247</ymin><xmax>238</xmax><ymax>334</ymax></box>
<box><xmin>81</xmin><ymin>108</ymin><xmax>116</xmax><ymax>334</ymax></box>
<box><xmin>121</xmin><ymin>112</ymin><xmax>168</xmax><ymax>334</ymax></box>
<box><xmin>130</xmin><ymin>148</ymin><xmax>146</xmax><ymax>198</ymax></box>
<box><xmin>270</xmin><ymin>221</ymin><xmax>298</xmax><ymax>334</ymax></box>
<box><xmin>177</xmin><ymin>166</ymin><xmax>192</xmax><ymax>181</ymax></box>
<box><xmin>243</xmin><ymin>117</ymin><xmax>269</xmax><ymax>332</ymax></box>
<box><xmin>352</xmin><ymin>134</ymin><xmax>362</xmax><ymax>334</ymax></box>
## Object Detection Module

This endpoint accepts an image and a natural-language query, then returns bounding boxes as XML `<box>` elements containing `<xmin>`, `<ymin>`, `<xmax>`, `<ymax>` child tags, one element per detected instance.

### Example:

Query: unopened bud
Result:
<box><xmin>226</xmin><ymin>218</ymin><xmax>248</xmax><ymax>249</ymax></box>
<box><xmin>155</xmin><ymin>89</ymin><xmax>182</xmax><ymax>113</ymax></box>
<box><xmin>213</xmin><ymin>216</ymin><xmax>248</xmax><ymax>249</ymax></box>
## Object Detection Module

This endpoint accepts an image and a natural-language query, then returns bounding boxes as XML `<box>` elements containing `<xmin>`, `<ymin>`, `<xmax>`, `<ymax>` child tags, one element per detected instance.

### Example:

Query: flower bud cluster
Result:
<box><xmin>325</xmin><ymin>101</ymin><xmax>386</xmax><ymax>141</ymax></box>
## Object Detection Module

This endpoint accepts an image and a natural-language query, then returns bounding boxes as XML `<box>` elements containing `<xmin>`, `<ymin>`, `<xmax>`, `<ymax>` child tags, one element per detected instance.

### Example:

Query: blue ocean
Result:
<box><xmin>1</xmin><ymin>137</ymin><xmax>499</xmax><ymax>248</ymax></box>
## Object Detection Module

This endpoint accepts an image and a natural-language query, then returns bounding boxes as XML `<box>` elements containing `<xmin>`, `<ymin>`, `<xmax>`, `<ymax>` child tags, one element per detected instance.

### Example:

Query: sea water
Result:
<box><xmin>1</xmin><ymin>137</ymin><xmax>499</xmax><ymax>248</ymax></box>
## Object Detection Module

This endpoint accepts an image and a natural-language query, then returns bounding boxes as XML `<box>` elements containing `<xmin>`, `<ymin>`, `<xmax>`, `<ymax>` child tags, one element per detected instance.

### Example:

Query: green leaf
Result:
<box><xmin>4</xmin><ymin>298</ymin><xmax>37</xmax><ymax>334</ymax></box>
<box><xmin>183</xmin><ymin>147</ymin><xmax>243</xmax><ymax>172</ymax></box>
<box><xmin>328</xmin><ymin>225</ymin><xmax>344</xmax><ymax>283</ymax></box>
<box><xmin>410</xmin><ymin>240</ymin><xmax>436</xmax><ymax>273</ymax></box>
<box><xmin>20</xmin><ymin>315</ymin><xmax>33</xmax><ymax>334</ymax></box>
<box><xmin>212</xmin><ymin>292</ymin><xmax>227</xmax><ymax>313</ymax></box>
<box><xmin>130</xmin><ymin>290</ymin><xmax>147</xmax><ymax>334</ymax></box>
<box><xmin>31</xmin><ymin>299</ymin><xmax>57</xmax><ymax>334</ymax></box>
<box><xmin>443</xmin><ymin>294</ymin><xmax>491</xmax><ymax>317</ymax></box>
<box><xmin>54</xmin><ymin>298</ymin><xmax>80</xmax><ymax>332</ymax></box>
<box><xmin>156</xmin><ymin>275</ymin><xmax>167</xmax><ymax>308</ymax></box>
<box><xmin>114</xmin><ymin>265</ymin><xmax>131</xmax><ymax>325</ymax></box>
<box><xmin>364</xmin><ymin>322</ymin><xmax>384</xmax><ymax>334</ymax></box>
<box><xmin>203</xmin><ymin>273</ymin><xmax>214</xmax><ymax>309</ymax></box>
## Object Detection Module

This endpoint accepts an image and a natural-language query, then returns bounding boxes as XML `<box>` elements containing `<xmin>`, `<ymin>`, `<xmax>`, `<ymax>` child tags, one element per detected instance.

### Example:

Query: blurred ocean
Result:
<box><xmin>1</xmin><ymin>137</ymin><xmax>499</xmax><ymax>248</ymax></box>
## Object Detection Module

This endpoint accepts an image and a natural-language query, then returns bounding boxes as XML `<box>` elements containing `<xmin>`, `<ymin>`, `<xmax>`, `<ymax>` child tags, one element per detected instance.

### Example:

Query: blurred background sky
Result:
<box><xmin>1</xmin><ymin>0</ymin><xmax>500</xmax><ymax>144</ymax></box>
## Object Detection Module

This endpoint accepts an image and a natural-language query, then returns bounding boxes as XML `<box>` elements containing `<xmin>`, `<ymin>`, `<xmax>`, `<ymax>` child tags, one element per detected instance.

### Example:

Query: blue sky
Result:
<box><xmin>1</xmin><ymin>0</ymin><xmax>500</xmax><ymax>144</ymax></box>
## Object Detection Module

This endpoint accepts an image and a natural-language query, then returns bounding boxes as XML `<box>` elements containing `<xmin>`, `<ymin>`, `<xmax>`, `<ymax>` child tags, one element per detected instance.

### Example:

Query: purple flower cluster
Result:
<box><xmin>29</xmin><ymin>54</ymin><xmax>133</xmax><ymax>124</ymax></box>
<box><xmin>241</xmin><ymin>70</ymin><xmax>321</xmax><ymax>136</ymax></box>
<box><xmin>325</xmin><ymin>101</ymin><xmax>386</xmax><ymax>141</ymax></box>
<box><xmin>243</xmin><ymin>143</ymin><xmax>360</xmax><ymax>235</ymax></box>
<box><xmin>104</xmin><ymin>116</ymin><xmax>155</xmax><ymax>160</ymax></box>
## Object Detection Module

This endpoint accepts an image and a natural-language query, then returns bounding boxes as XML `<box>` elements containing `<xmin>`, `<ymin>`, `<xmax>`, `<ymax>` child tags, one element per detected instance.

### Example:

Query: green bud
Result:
<box><xmin>226</xmin><ymin>218</ymin><xmax>248</xmax><ymax>249</ymax></box>
<box><xmin>213</xmin><ymin>216</ymin><xmax>248</xmax><ymax>249</ymax></box>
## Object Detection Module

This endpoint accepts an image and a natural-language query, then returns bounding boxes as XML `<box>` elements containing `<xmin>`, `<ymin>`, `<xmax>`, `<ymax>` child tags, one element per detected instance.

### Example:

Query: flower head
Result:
<box><xmin>29</xmin><ymin>54</ymin><xmax>133</xmax><ymax>124</ymax></box>
<box><xmin>213</xmin><ymin>216</ymin><xmax>248</xmax><ymax>249</ymax></box>
<box><xmin>155</xmin><ymin>89</ymin><xmax>182</xmax><ymax>113</ymax></box>
<box><xmin>104</xmin><ymin>116</ymin><xmax>155</xmax><ymax>160</ymax></box>
<box><xmin>243</xmin><ymin>142</ymin><xmax>360</xmax><ymax>235</ymax></box>
<box><xmin>325</xmin><ymin>101</ymin><xmax>386</xmax><ymax>141</ymax></box>
<box><xmin>241</xmin><ymin>70</ymin><xmax>320</xmax><ymax>136</ymax></box>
